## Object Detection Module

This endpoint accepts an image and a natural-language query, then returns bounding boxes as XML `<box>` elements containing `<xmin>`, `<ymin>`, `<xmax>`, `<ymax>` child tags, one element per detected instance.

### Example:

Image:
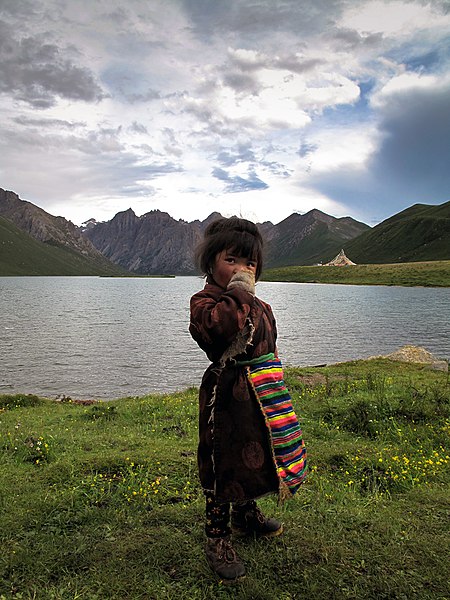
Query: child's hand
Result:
<box><xmin>227</xmin><ymin>270</ymin><xmax>255</xmax><ymax>295</ymax></box>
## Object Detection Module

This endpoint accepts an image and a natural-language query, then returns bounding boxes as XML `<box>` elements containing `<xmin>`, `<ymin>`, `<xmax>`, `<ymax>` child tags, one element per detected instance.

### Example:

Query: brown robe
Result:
<box><xmin>189</xmin><ymin>280</ymin><xmax>281</xmax><ymax>504</ymax></box>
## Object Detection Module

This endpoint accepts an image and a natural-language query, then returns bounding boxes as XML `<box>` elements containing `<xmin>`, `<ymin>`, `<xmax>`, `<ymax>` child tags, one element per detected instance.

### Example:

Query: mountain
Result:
<box><xmin>0</xmin><ymin>189</ymin><xmax>125</xmax><ymax>275</ymax></box>
<box><xmin>83</xmin><ymin>208</ymin><xmax>202</xmax><ymax>274</ymax></box>
<box><xmin>83</xmin><ymin>207</ymin><xmax>369</xmax><ymax>274</ymax></box>
<box><xmin>264</xmin><ymin>209</ymin><xmax>369</xmax><ymax>267</ymax></box>
<box><xmin>1</xmin><ymin>188</ymin><xmax>100</xmax><ymax>257</ymax></box>
<box><xmin>3</xmin><ymin>185</ymin><xmax>447</xmax><ymax>276</ymax></box>
<box><xmin>0</xmin><ymin>215</ymin><xmax>125</xmax><ymax>276</ymax></box>
<box><xmin>80</xmin><ymin>218</ymin><xmax>102</xmax><ymax>232</ymax></box>
<box><xmin>342</xmin><ymin>201</ymin><xmax>450</xmax><ymax>264</ymax></box>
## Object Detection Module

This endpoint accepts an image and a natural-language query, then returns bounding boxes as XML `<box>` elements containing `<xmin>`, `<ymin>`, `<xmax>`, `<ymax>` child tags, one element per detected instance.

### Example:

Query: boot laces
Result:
<box><xmin>216</xmin><ymin>538</ymin><xmax>237</xmax><ymax>564</ymax></box>
<box><xmin>252</xmin><ymin>505</ymin><xmax>266</xmax><ymax>525</ymax></box>
<box><xmin>236</xmin><ymin>504</ymin><xmax>266</xmax><ymax>527</ymax></box>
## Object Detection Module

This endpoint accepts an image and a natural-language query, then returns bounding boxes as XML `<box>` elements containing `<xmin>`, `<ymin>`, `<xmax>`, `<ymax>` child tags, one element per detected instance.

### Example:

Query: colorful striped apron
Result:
<box><xmin>238</xmin><ymin>353</ymin><xmax>307</xmax><ymax>496</ymax></box>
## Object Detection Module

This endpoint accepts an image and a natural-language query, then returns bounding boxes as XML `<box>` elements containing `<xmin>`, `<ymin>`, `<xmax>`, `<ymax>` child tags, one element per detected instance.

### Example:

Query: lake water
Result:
<box><xmin>1</xmin><ymin>276</ymin><xmax>449</xmax><ymax>399</ymax></box>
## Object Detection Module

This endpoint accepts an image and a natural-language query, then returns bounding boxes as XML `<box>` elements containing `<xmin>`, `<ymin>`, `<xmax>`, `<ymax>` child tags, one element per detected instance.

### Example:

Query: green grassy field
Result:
<box><xmin>262</xmin><ymin>260</ymin><xmax>450</xmax><ymax>287</ymax></box>
<box><xmin>1</xmin><ymin>359</ymin><xmax>449</xmax><ymax>599</ymax></box>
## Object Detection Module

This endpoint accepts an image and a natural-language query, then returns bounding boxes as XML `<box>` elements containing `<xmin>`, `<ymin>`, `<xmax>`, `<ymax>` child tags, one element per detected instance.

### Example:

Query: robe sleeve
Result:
<box><xmin>189</xmin><ymin>285</ymin><xmax>255</xmax><ymax>350</ymax></box>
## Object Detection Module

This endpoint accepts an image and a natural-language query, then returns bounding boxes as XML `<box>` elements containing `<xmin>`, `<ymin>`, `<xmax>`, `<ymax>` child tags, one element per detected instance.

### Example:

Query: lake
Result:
<box><xmin>1</xmin><ymin>276</ymin><xmax>449</xmax><ymax>399</ymax></box>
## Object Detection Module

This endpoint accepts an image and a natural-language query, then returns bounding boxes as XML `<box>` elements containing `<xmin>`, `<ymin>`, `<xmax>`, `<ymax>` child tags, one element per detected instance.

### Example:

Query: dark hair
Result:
<box><xmin>196</xmin><ymin>216</ymin><xmax>264</xmax><ymax>281</ymax></box>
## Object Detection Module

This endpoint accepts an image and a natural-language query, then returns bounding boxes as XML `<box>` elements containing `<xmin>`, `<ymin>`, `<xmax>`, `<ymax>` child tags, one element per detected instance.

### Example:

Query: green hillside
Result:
<box><xmin>267</xmin><ymin>220</ymin><xmax>345</xmax><ymax>267</ymax></box>
<box><xmin>342</xmin><ymin>201</ymin><xmax>450</xmax><ymax>264</ymax></box>
<box><xmin>266</xmin><ymin>212</ymin><xmax>370</xmax><ymax>267</ymax></box>
<box><xmin>0</xmin><ymin>216</ymin><xmax>126</xmax><ymax>276</ymax></box>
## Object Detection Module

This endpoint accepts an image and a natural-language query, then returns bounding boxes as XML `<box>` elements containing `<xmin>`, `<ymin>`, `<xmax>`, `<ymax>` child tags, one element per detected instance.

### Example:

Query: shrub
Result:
<box><xmin>81</xmin><ymin>405</ymin><xmax>118</xmax><ymax>421</ymax></box>
<box><xmin>342</xmin><ymin>399</ymin><xmax>378</xmax><ymax>437</ymax></box>
<box><xmin>395</xmin><ymin>383</ymin><xmax>449</xmax><ymax>423</ymax></box>
<box><xmin>0</xmin><ymin>394</ymin><xmax>43</xmax><ymax>410</ymax></box>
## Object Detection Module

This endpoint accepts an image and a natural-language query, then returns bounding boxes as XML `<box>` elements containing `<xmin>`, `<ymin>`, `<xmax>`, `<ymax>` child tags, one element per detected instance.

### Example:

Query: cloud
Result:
<box><xmin>212</xmin><ymin>166</ymin><xmax>269</xmax><ymax>192</ymax></box>
<box><xmin>128</xmin><ymin>121</ymin><xmax>148</xmax><ymax>135</ymax></box>
<box><xmin>182</xmin><ymin>0</ymin><xmax>344</xmax><ymax>40</ymax></box>
<box><xmin>341</xmin><ymin>1</ymin><xmax>447</xmax><ymax>36</ymax></box>
<box><xmin>13</xmin><ymin>116</ymin><xmax>86</xmax><ymax>129</ymax></box>
<box><xmin>0</xmin><ymin>21</ymin><xmax>105</xmax><ymax>108</ymax></box>
<box><xmin>124</xmin><ymin>89</ymin><xmax>162</xmax><ymax>103</ymax></box>
<box><xmin>217</xmin><ymin>144</ymin><xmax>256</xmax><ymax>167</ymax></box>
<box><xmin>0</xmin><ymin>117</ymin><xmax>182</xmax><ymax>223</ymax></box>
<box><xmin>306</xmin><ymin>73</ymin><xmax>450</xmax><ymax>221</ymax></box>
<box><xmin>370</xmin><ymin>75</ymin><xmax>450</xmax><ymax>199</ymax></box>
<box><xmin>1</xmin><ymin>0</ymin><xmax>449</xmax><ymax>227</ymax></box>
<box><xmin>331</xmin><ymin>27</ymin><xmax>384</xmax><ymax>49</ymax></box>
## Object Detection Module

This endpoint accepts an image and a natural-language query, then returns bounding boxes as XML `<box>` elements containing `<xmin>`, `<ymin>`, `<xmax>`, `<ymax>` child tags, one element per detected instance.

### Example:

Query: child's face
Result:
<box><xmin>212</xmin><ymin>249</ymin><xmax>257</xmax><ymax>289</ymax></box>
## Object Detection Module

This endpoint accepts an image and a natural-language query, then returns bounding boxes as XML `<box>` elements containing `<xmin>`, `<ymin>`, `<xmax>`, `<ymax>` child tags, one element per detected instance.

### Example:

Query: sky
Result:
<box><xmin>0</xmin><ymin>0</ymin><xmax>449</xmax><ymax>227</ymax></box>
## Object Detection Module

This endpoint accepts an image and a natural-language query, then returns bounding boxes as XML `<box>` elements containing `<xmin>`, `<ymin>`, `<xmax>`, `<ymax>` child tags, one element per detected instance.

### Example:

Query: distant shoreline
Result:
<box><xmin>262</xmin><ymin>260</ymin><xmax>450</xmax><ymax>287</ymax></box>
<box><xmin>2</xmin><ymin>260</ymin><xmax>449</xmax><ymax>286</ymax></box>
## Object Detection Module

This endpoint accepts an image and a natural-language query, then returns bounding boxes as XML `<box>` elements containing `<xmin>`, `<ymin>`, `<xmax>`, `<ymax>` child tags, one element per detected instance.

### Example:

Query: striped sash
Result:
<box><xmin>239</xmin><ymin>353</ymin><xmax>307</xmax><ymax>496</ymax></box>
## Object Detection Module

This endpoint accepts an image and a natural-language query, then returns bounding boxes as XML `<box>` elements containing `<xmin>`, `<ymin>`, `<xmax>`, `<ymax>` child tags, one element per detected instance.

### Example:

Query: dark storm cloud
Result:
<box><xmin>182</xmin><ymin>0</ymin><xmax>343</xmax><ymax>41</ymax></box>
<box><xmin>310</xmin><ymin>79</ymin><xmax>450</xmax><ymax>220</ymax></box>
<box><xmin>0</xmin><ymin>21</ymin><xmax>104</xmax><ymax>108</ymax></box>
<box><xmin>331</xmin><ymin>27</ymin><xmax>384</xmax><ymax>48</ymax></box>
<box><xmin>212</xmin><ymin>166</ymin><xmax>268</xmax><ymax>192</ymax></box>
<box><xmin>370</xmin><ymin>81</ymin><xmax>450</xmax><ymax>200</ymax></box>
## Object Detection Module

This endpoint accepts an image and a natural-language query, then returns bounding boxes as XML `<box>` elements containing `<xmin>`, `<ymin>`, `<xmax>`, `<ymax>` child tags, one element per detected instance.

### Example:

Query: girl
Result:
<box><xmin>189</xmin><ymin>216</ymin><xmax>307</xmax><ymax>583</ymax></box>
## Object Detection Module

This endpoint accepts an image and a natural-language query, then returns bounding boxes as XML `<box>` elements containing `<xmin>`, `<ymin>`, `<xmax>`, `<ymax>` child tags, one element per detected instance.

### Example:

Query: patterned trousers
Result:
<box><xmin>204</xmin><ymin>491</ymin><xmax>255</xmax><ymax>538</ymax></box>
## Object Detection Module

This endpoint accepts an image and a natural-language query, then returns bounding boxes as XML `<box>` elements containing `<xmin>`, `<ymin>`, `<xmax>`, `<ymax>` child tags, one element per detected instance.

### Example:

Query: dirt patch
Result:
<box><xmin>294</xmin><ymin>373</ymin><xmax>349</xmax><ymax>387</ymax></box>
<box><xmin>54</xmin><ymin>395</ymin><xmax>99</xmax><ymax>405</ymax></box>
<box><xmin>296</xmin><ymin>373</ymin><xmax>328</xmax><ymax>387</ymax></box>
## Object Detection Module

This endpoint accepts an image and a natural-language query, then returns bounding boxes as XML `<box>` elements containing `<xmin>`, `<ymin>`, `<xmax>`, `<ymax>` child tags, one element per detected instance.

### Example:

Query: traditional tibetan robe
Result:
<box><xmin>189</xmin><ymin>277</ymin><xmax>306</xmax><ymax>504</ymax></box>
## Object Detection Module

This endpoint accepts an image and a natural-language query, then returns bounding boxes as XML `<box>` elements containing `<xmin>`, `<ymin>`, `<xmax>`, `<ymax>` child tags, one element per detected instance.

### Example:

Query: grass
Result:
<box><xmin>343</xmin><ymin>202</ymin><xmax>450</xmax><ymax>264</ymax></box>
<box><xmin>0</xmin><ymin>359</ymin><xmax>449</xmax><ymax>599</ymax></box>
<box><xmin>262</xmin><ymin>260</ymin><xmax>450</xmax><ymax>287</ymax></box>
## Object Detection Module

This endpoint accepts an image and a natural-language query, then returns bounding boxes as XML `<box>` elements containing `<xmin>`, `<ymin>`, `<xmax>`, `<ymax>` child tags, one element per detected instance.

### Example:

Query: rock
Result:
<box><xmin>383</xmin><ymin>345</ymin><xmax>448</xmax><ymax>371</ymax></box>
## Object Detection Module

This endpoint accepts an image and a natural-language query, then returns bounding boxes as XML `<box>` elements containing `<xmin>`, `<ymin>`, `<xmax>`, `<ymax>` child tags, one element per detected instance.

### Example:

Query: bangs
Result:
<box><xmin>227</xmin><ymin>231</ymin><xmax>260</xmax><ymax>262</ymax></box>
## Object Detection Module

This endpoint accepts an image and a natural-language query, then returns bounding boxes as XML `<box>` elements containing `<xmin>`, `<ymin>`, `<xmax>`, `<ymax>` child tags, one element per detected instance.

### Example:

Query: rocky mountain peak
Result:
<box><xmin>0</xmin><ymin>188</ymin><xmax>103</xmax><ymax>258</ymax></box>
<box><xmin>82</xmin><ymin>204</ymin><xmax>370</xmax><ymax>273</ymax></box>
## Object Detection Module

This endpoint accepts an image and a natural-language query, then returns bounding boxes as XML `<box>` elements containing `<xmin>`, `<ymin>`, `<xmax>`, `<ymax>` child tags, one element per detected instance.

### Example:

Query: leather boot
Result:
<box><xmin>231</xmin><ymin>501</ymin><xmax>283</xmax><ymax>537</ymax></box>
<box><xmin>205</xmin><ymin>535</ymin><xmax>246</xmax><ymax>583</ymax></box>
